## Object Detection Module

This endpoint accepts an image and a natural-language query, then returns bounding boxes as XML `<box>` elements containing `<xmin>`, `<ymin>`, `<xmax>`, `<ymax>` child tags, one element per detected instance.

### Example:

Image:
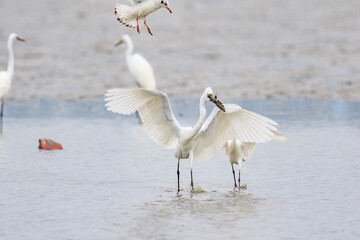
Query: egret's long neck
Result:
<box><xmin>7</xmin><ymin>37</ymin><xmax>15</xmax><ymax>78</ymax></box>
<box><xmin>192</xmin><ymin>94</ymin><xmax>208</xmax><ymax>137</ymax></box>
<box><xmin>124</xmin><ymin>38</ymin><xmax>134</xmax><ymax>57</ymax></box>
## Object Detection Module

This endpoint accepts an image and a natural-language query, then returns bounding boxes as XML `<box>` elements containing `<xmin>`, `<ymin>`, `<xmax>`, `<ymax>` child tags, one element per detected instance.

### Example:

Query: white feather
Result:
<box><xmin>193</xmin><ymin>104</ymin><xmax>278</xmax><ymax>161</ymax></box>
<box><xmin>105</xmin><ymin>88</ymin><xmax>180</xmax><ymax>149</ymax></box>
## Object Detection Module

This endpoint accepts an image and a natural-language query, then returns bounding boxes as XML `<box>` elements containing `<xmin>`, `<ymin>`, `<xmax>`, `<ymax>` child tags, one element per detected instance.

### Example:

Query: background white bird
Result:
<box><xmin>115</xmin><ymin>34</ymin><xmax>156</xmax><ymax>90</ymax></box>
<box><xmin>221</xmin><ymin>132</ymin><xmax>289</xmax><ymax>188</ymax></box>
<box><xmin>0</xmin><ymin>33</ymin><xmax>25</xmax><ymax>134</ymax></box>
<box><xmin>115</xmin><ymin>0</ymin><xmax>172</xmax><ymax>35</ymax></box>
<box><xmin>105</xmin><ymin>87</ymin><xmax>282</xmax><ymax>193</ymax></box>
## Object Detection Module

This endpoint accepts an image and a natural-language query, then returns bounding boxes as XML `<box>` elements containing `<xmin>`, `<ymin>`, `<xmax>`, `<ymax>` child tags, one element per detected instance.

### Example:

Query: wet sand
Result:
<box><xmin>0</xmin><ymin>0</ymin><xmax>360</xmax><ymax>101</ymax></box>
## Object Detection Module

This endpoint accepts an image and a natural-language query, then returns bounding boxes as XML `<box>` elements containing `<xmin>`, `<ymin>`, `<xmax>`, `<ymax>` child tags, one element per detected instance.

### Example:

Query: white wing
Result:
<box><xmin>0</xmin><ymin>71</ymin><xmax>11</xmax><ymax>98</ymax></box>
<box><xmin>127</xmin><ymin>0</ymin><xmax>146</xmax><ymax>5</ymax></box>
<box><xmin>220</xmin><ymin>141</ymin><xmax>231</xmax><ymax>156</ymax></box>
<box><xmin>271</xmin><ymin>131</ymin><xmax>289</xmax><ymax>142</ymax></box>
<box><xmin>241</xmin><ymin>142</ymin><xmax>256</xmax><ymax>158</ymax></box>
<box><xmin>115</xmin><ymin>3</ymin><xmax>144</xmax><ymax>28</ymax></box>
<box><xmin>105</xmin><ymin>88</ymin><xmax>181</xmax><ymax>149</ymax></box>
<box><xmin>193</xmin><ymin>104</ymin><xmax>278</xmax><ymax>161</ymax></box>
<box><xmin>221</xmin><ymin>130</ymin><xmax>287</xmax><ymax>158</ymax></box>
<box><xmin>220</xmin><ymin>141</ymin><xmax>256</xmax><ymax>158</ymax></box>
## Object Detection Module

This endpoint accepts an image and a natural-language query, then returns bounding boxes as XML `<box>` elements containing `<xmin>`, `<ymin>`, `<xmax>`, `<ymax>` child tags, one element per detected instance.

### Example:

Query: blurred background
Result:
<box><xmin>1</xmin><ymin>0</ymin><xmax>359</xmax><ymax>101</ymax></box>
<box><xmin>2</xmin><ymin>1</ymin><xmax>360</xmax><ymax>239</ymax></box>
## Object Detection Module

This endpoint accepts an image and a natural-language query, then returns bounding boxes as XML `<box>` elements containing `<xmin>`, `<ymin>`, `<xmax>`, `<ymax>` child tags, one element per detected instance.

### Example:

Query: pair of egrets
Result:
<box><xmin>105</xmin><ymin>87</ymin><xmax>288</xmax><ymax>193</ymax></box>
<box><xmin>111</xmin><ymin>36</ymin><xmax>288</xmax><ymax>191</ymax></box>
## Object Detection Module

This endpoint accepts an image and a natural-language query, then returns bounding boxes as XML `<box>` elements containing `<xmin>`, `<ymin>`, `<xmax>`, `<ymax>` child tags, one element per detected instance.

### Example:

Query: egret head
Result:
<box><xmin>9</xmin><ymin>33</ymin><xmax>25</xmax><ymax>43</ymax></box>
<box><xmin>160</xmin><ymin>0</ymin><xmax>172</xmax><ymax>13</ymax></box>
<box><xmin>205</xmin><ymin>87</ymin><xmax>226</xmax><ymax>112</ymax></box>
<box><xmin>115</xmin><ymin>34</ymin><xmax>131</xmax><ymax>47</ymax></box>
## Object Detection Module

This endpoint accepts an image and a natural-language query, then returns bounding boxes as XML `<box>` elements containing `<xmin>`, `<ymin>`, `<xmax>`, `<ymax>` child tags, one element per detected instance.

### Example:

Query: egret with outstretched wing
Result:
<box><xmin>105</xmin><ymin>88</ymin><xmax>280</xmax><ymax>193</ymax></box>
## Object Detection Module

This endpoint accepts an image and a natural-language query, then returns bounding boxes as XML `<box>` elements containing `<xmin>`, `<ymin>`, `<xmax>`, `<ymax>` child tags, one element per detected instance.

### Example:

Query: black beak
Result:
<box><xmin>16</xmin><ymin>36</ymin><xmax>25</xmax><ymax>42</ymax></box>
<box><xmin>208</xmin><ymin>94</ymin><xmax>226</xmax><ymax>112</ymax></box>
<box><xmin>114</xmin><ymin>39</ymin><xmax>123</xmax><ymax>47</ymax></box>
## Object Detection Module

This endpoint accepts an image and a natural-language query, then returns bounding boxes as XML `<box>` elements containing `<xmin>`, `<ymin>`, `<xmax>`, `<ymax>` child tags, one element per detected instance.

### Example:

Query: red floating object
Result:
<box><xmin>38</xmin><ymin>138</ymin><xmax>63</xmax><ymax>150</ymax></box>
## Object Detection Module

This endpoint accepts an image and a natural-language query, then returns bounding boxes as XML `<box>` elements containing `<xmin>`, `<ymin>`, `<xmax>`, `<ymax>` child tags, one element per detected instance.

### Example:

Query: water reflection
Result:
<box><xmin>131</xmin><ymin>190</ymin><xmax>268</xmax><ymax>238</ymax></box>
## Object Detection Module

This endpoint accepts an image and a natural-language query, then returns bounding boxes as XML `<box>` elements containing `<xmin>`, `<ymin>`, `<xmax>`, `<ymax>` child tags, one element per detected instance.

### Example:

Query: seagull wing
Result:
<box><xmin>127</xmin><ymin>0</ymin><xmax>147</xmax><ymax>5</ymax></box>
<box><xmin>193</xmin><ymin>104</ymin><xmax>278</xmax><ymax>161</ymax></box>
<box><xmin>105</xmin><ymin>88</ymin><xmax>181</xmax><ymax>149</ymax></box>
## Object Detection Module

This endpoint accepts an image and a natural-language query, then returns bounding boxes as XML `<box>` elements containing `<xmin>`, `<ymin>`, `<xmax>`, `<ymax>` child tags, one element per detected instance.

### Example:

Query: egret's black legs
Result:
<box><xmin>189</xmin><ymin>151</ymin><xmax>194</xmax><ymax>191</ymax></box>
<box><xmin>190</xmin><ymin>168</ymin><xmax>194</xmax><ymax>190</ymax></box>
<box><xmin>177</xmin><ymin>158</ymin><xmax>180</xmax><ymax>194</ymax></box>
<box><xmin>0</xmin><ymin>98</ymin><xmax>4</xmax><ymax>134</ymax></box>
<box><xmin>238</xmin><ymin>169</ymin><xmax>241</xmax><ymax>188</ymax></box>
<box><xmin>232</xmin><ymin>164</ymin><xmax>237</xmax><ymax>187</ymax></box>
<box><xmin>135</xmin><ymin>112</ymin><xmax>142</xmax><ymax>125</ymax></box>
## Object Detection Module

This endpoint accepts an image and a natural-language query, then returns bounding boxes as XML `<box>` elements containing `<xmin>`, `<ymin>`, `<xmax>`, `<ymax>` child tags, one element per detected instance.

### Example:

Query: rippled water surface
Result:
<box><xmin>1</xmin><ymin>99</ymin><xmax>360</xmax><ymax>239</ymax></box>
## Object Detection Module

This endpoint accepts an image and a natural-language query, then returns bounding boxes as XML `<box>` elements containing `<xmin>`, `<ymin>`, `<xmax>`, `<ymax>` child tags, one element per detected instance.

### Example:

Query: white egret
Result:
<box><xmin>114</xmin><ymin>0</ymin><xmax>172</xmax><ymax>35</ymax></box>
<box><xmin>0</xmin><ymin>33</ymin><xmax>25</xmax><ymax>134</ymax></box>
<box><xmin>115</xmin><ymin>34</ymin><xmax>156</xmax><ymax>90</ymax></box>
<box><xmin>105</xmin><ymin>87</ymin><xmax>282</xmax><ymax>193</ymax></box>
<box><xmin>222</xmin><ymin>132</ymin><xmax>289</xmax><ymax>187</ymax></box>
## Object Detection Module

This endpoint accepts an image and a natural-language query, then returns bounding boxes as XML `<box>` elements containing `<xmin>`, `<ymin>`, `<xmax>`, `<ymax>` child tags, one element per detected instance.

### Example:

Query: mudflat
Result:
<box><xmin>0</xmin><ymin>0</ymin><xmax>359</xmax><ymax>101</ymax></box>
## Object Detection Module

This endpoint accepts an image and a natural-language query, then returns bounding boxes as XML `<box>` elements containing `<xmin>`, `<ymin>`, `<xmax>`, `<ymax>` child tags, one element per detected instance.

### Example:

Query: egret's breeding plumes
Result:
<box><xmin>115</xmin><ymin>35</ymin><xmax>156</xmax><ymax>90</ymax></box>
<box><xmin>105</xmin><ymin>87</ymin><xmax>281</xmax><ymax>193</ymax></box>
<box><xmin>114</xmin><ymin>0</ymin><xmax>172</xmax><ymax>35</ymax></box>
<box><xmin>0</xmin><ymin>33</ymin><xmax>25</xmax><ymax>134</ymax></box>
<box><xmin>222</xmin><ymin>131</ymin><xmax>288</xmax><ymax>188</ymax></box>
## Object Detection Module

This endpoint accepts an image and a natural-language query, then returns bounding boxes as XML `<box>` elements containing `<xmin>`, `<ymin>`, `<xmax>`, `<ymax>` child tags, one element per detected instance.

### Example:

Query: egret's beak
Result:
<box><xmin>167</xmin><ymin>7</ymin><xmax>172</xmax><ymax>14</ymax></box>
<box><xmin>114</xmin><ymin>39</ymin><xmax>124</xmax><ymax>47</ymax></box>
<box><xmin>207</xmin><ymin>94</ymin><xmax>226</xmax><ymax>112</ymax></box>
<box><xmin>16</xmin><ymin>36</ymin><xmax>25</xmax><ymax>42</ymax></box>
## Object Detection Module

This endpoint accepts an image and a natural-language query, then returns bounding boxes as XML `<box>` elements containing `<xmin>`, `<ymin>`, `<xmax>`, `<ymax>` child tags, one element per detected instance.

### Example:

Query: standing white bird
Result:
<box><xmin>114</xmin><ymin>0</ymin><xmax>172</xmax><ymax>35</ymax></box>
<box><xmin>115</xmin><ymin>34</ymin><xmax>156</xmax><ymax>90</ymax></box>
<box><xmin>0</xmin><ymin>33</ymin><xmax>25</xmax><ymax>134</ymax></box>
<box><xmin>222</xmin><ymin>132</ymin><xmax>289</xmax><ymax>188</ymax></box>
<box><xmin>105</xmin><ymin>87</ymin><xmax>281</xmax><ymax>193</ymax></box>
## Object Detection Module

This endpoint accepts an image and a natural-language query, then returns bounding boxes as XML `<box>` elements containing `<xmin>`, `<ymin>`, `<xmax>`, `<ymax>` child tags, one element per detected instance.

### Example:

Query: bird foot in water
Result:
<box><xmin>239</xmin><ymin>184</ymin><xmax>247</xmax><ymax>190</ymax></box>
<box><xmin>190</xmin><ymin>184</ymin><xmax>205</xmax><ymax>193</ymax></box>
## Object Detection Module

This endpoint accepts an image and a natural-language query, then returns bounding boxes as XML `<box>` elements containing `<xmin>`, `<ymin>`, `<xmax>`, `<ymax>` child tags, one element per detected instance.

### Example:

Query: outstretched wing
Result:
<box><xmin>271</xmin><ymin>130</ymin><xmax>289</xmax><ymax>142</ymax></box>
<box><xmin>220</xmin><ymin>131</ymin><xmax>287</xmax><ymax>159</ymax></box>
<box><xmin>193</xmin><ymin>104</ymin><xmax>278</xmax><ymax>161</ymax></box>
<box><xmin>105</xmin><ymin>88</ymin><xmax>181</xmax><ymax>149</ymax></box>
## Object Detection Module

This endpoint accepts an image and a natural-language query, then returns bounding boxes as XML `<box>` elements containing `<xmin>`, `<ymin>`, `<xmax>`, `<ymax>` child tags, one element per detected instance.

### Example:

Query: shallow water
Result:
<box><xmin>1</xmin><ymin>99</ymin><xmax>360</xmax><ymax>239</ymax></box>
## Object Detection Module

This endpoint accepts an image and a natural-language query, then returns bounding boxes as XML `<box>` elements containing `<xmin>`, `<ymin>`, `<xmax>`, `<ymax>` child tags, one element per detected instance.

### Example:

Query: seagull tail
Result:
<box><xmin>114</xmin><ymin>3</ymin><xmax>137</xmax><ymax>29</ymax></box>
